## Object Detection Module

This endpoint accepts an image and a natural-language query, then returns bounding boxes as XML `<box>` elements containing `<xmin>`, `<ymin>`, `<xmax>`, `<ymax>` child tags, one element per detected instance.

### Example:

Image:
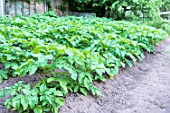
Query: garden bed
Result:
<box><xmin>0</xmin><ymin>14</ymin><xmax>167</xmax><ymax>113</ymax></box>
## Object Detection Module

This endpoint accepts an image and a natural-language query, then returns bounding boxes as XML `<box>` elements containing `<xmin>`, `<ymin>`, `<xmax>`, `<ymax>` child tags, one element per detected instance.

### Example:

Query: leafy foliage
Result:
<box><xmin>162</xmin><ymin>0</ymin><xmax>170</xmax><ymax>11</ymax></box>
<box><xmin>68</xmin><ymin>0</ymin><xmax>163</xmax><ymax>19</ymax></box>
<box><xmin>144</xmin><ymin>18</ymin><xmax>170</xmax><ymax>34</ymax></box>
<box><xmin>0</xmin><ymin>81</ymin><xmax>64</xmax><ymax>113</ymax></box>
<box><xmin>132</xmin><ymin>17</ymin><xmax>170</xmax><ymax>34</ymax></box>
<box><xmin>0</xmin><ymin>14</ymin><xmax>167</xmax><ymax>113</ymax></box>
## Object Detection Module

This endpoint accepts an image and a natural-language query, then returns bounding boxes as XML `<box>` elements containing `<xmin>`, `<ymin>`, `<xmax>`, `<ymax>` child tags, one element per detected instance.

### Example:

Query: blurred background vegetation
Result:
<box><xmin>65</xmin><ymin>0</ymin><xmax>170</xmax><ymax>34</ymax></box>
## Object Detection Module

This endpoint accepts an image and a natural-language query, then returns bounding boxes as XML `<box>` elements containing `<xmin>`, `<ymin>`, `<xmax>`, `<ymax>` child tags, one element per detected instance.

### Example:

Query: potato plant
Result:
<box><xmin>0</xmin><ymin>14</ymin><xmax>167</xmax><ymax>113</ymax></box>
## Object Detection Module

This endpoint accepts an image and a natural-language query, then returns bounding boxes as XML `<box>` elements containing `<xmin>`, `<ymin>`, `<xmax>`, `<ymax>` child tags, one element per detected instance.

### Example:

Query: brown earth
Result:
<box><xmin>0</xmin><ymin>38</ymin><xmax>170</xmax><ymax>113</ymax></box>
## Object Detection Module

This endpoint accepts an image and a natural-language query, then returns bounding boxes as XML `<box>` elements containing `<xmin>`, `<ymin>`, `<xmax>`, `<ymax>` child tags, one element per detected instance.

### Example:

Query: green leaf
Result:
<box><xmin>12</xmin><ymin>100</ymin><xmax>20</xmax><ymax>110</ymax></box>
<box><xmin>95</xmin><ymin>68</ymin><xmax>104</xmax><ymax>76</ymax></box>
<box><xmin>125</xmin><ymin>59</ymin><xmax>133</xmax><ymax>67</ymax></box>
<box><xmin>73</xmin><ymin>85</ymin><xmax>79</xmax><ymax>93</ymax></box>
<box><xmin>53</xmin><ymin>108</ymin><xmax>59</xmax><ymax>113</ymax></box>
<box><xmin>54</xmin><ymin>91</ymin><xmax>63</xmax><ymax>96</ymax></box>
<box><xmin>4</xmin><ymin>62</ymin><xmax>11</xmax><ymax>69</ymax></box>
<box><xmin>29</xmin><ymin>96</ymin><xmax>38</xmax><ymax>109</ymax></box>
<box><xmin>78</xmin><ymin>73</ymin><xmax>85</xmax><ymax>84</ymax></box>
<box><xmin>80</xmin><ymin>88</ymin><xmax>87</xmax><ymax>96</ymax></box>
<box><xmin>55</xmin><ymin>97</ymin><xmax>64</xmax><ymax>106</ymax></box>
<box><xmin>18</xmin><ymin>63</ymin><xmax>29</xmax><ymax>77</ymax></box>
<box><xmin>46</xmin><ymin>55</ymin><xmax>54</xmax><ymax>60</ymax></box>
<box><xmin>29</xmin><ymin>64</ymin><xmax>38</xmax><ymax>75</ymax></box>
<box><xmin>38</xmin><ymin>56</ymin><xmax>48</xmax><ymax>67</ymax></box>
<box><xmin>110</xmin><ymin>75</ymin><xmax>114</xmax><ymax>79</ymax></box>
<box><xmin>33</xmin><ymin>105</ymin><xmax>43</xmax><ymax>113</ymax></box>
<box><xmin>0</xmin><ymin>89</ymin><xmax>9</xmax><ymax>98</ymax></box>
<box><xmin>83</xmin><ymin>77</ymin><xmax>89</xmax><ymax>89</ymax></box>
<box><xmin>10</xmin><ymin>89</ymin><xmax>16</xmax><ymax>96</ymax></box>
<box><xmin>129</xmin><ymin>54</ymin><xmax>137</xmax><ymax>62</ymax></box>
<box><xmin>98</xmin><ymin>76</ymin><xmax>106</xmax><ymax>82</ymax></box>
<box><xmin>40</xmin><ymin>96</ymin><xmax>45</xmax><ymax>101</ymax></box>
<box><xmin>22</xmin><ymin>89</ymin><xmax>30</xmax><ymax>95</ymax></box>
<box><xmin>59</xmin><ymin>82</ymin><xmax>68</xmax><ymax>93</ymax></box>
<box><xmin>66</xmin><ymin>49</ymin><xmax>74</xmax><ymax>58</ymax></box>
<box><xmin>43</xmin><ymin>107</ymin><xmax>51</xmax><ymax>112</ymax></box>
<box><xmin>75</xmin><ymin>57</ymin><xmax>84</xmax><ymax>65</ymax></box>
<box><xmin>46</xmin><ymin>95</ymin><xmax>54</xmax><ymax>105</ymax></box>
<box><xmin>85</xmin><ymin>73</ymin><xmax>93</xmax><ymax>82</ymax></box>
<box><xmin>40</xmin><ymin>84</ymin><xmax>47</xmax><ymax>93</ymax></box>
<box><xmin>19</xmin><ymin>68</ymin><xmax>29</xmax><ymax>77</ymax></box>
<box><xmin>11</xmin><ymin>63</ymin><xmax>18</xmax><ymax>69</ymax></box>
<box><xmin>0</xmin><ymin>70</ymin><xmax>7</xmax><ymax>81</ymax></box>
<box><xmin>7</xmin><ymin>54</ymin><xmax>15</xmax><ymax>60</ymax></box>
<box><xmin>34</xmin><ymin>45</ymin><xmax>47</xmax><ymax>54</ymax></box>
<box><xmin>5</xmin><ymin>99</ymin><xmax>12</xmax><ymax>109</ymax></box>
<box><xmin>42</xmin><ymin>100</ymin><xmax>48</xmax><ymax>106</ymax></box>
<box><xmin>120</xmin><ymin>62</ymin><xmax>125</xmax><ymax>68</ymax></box>
<box><xmin>70</xmin><ymin>70</ymin><xmax>77</xmax><ymax>81</ymax></box>
<box><xmin>95</xmin><ymin>90</ymin><xmax>102</xmax><ymax>96</ymax></box>
<box><xmin>21</xmin><ymin>96</ymin><xmax>29</xmax><ymax>110</ymax></box>
<box><xmin>47</xmin><ymin>77</ymin><xmax>56</xmax><ymax>83</ymax></box>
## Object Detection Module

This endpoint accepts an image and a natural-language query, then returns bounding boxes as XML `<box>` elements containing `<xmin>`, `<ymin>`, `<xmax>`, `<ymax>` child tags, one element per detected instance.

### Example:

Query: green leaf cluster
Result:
<box><xmin>0</xmin><ymin>81</ymin><xmax>64</xmax><ymax>113</ymax></box>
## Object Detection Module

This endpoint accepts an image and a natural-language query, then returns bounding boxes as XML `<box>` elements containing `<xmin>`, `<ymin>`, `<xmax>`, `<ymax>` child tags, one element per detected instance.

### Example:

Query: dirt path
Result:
<box><xmin>0</xmin><ymin>38</ymin><xmax>170</xmax><ymax>113</ymax></box>
<box><xmin>59</xmin><ymin>38</ymin><xmax>170</xmax><ymax>113</ymax></box>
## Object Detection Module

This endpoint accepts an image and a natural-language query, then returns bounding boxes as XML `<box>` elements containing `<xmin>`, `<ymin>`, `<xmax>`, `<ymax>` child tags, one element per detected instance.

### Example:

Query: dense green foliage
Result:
<box><xmin>144</xmin><ymin>19</ymin><xmax>170</xmax><ymax>34</ymax></box>
<box><xmin>68</xmin><ymin>0</ymin><xmax>163</xmax><ymax>19</ymax></box>
<box><xmin>162</xmin><ymin>0</ymin><xmax>170</xmax><ymax>11</ymax></box>
<box><xmin>0</xmin><ymin>14</ymin><xmax>167</xmax><ymax>113</ymax></box>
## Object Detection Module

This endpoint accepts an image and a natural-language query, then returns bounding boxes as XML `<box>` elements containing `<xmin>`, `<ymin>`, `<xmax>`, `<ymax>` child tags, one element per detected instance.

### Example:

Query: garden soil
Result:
<box><xmin>0</xmin><ymin>38</ymin><xmax>170</xmax><ymax>113</ymax></box>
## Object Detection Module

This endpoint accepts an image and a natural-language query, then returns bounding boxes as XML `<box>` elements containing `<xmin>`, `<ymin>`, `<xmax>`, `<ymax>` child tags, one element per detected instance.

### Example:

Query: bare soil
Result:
<box><xmin>0</xmin><ymin>38</ymin><xmax>170</xmax><ymax>113</ymax></box>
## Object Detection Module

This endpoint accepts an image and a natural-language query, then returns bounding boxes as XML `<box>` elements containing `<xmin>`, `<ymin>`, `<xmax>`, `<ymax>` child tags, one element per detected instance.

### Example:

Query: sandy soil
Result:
<box><xmin>0</xmin><ymin>38</ymin><xmax>170</xmax><ymax>113</ymax></box>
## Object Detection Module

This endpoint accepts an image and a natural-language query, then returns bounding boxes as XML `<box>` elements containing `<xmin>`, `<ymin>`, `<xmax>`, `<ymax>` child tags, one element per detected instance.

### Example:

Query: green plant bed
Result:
<box><xmin>145</xmin><ymin>19</ymin><xmax>170</xmax><ymax>35</ymax></box>
<box><xmin>0</xmin><ymin>13</ymin><xmax>167</xmax><ymax>113</ymax></box>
